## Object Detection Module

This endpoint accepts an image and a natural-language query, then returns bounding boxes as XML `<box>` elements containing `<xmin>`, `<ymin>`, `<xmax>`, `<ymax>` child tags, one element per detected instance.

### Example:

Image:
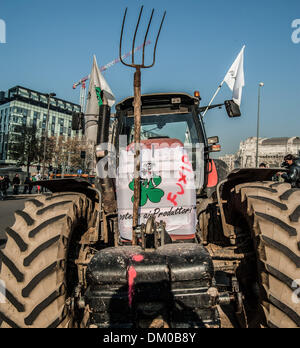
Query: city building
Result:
<box><xmin>0</xmin><ymin>86</ymin><xmax>81</xmax><ymax>166</ymax></box>
<box><xmin>219</xmin><ymin>136</ymin><xmax>300</xmax><ymax>171</ymax></box>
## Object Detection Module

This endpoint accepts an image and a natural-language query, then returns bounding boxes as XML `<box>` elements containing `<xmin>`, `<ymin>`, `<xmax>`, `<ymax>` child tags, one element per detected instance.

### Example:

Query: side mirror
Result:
<box><xmin>225</xmin><ymin>100</ymin><xmax>241</xmax><ymax>118</ymax></box>
<box><xmin>97</xmin><ymin>105</ymin><xmax>111</xmax><ymax>144</ymax></box>
<box><xmin>208</xmin><ymin>136</ymin><xmax>219</xmax><ymax>145</ymax></box>
<box><xmin>72</xmin><ymin>112</ymin><xmax>85</xmax><ymax>133</ymax></box>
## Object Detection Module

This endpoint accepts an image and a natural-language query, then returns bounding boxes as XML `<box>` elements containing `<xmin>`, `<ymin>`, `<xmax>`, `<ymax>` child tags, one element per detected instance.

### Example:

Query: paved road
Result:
<box><xmin>0</xmin><ymin>197</ymin><xmax>27</xmax><ymax>248</ymax></box>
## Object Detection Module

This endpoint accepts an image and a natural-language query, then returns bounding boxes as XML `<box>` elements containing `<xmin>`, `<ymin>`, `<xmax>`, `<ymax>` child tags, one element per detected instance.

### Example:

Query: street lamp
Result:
<box><xmin>256</xmin><ymin>82</ymin><xmax>264</xmax><ymax>167</ymax></box>
<box><xmin>42</xmin><ymin>92</ymin><xmax>56</xmax><ymax>178</ymax></box>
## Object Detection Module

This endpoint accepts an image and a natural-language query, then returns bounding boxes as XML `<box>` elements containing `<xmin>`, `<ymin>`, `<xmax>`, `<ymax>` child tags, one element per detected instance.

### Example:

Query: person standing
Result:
<box><xmin>32</xmin><ymin>173</ymin><xmax>38</xmax><ymax>193</ymax></box>
<box><xmin>4</xmin><ymin>175</ymin><xmax>10</xmax><ymax>197</ymax></box>
<box><xmin>0</xmin><ymin>176</ymin><xmax>6</xmax><ymax>200</ymax></box>
<box><xmin>35</xmin><ymin>172</ymin><xmax>41</xmax><ymax>193</ymax></box>
<box><xmin>23</xmin><ymin>176</ymin><xmax>31</xmax><ymax>194</ymax></box>
<box><xmin>28</xmin><ymin>176</ymin><xmax>33</xmax><ymax>194</ymax></box>
<box><xmin>12</xmin><ymin>174</ymin><xmax>21</xmax><ymax>195</ymax></box>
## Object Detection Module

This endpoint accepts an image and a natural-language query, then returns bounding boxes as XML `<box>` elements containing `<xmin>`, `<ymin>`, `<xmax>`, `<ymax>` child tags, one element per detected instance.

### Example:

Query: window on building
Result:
<box><xmin>58</xmin><ymin>101</ymin><xmax>65</xmax><ymax>109</ymax></box>
<box><xmin>19</xmin><ymin>89</ymin><xmax>29</xmax><ymax>98</ymax></box>
<box><xmin>31</xmin><ymin>92</ymin><xmax>39</xmax><ymax>101</ymax></box>
<box><xmin>66</xmin><ymin>103</ymin><xmax>72</xmax><ymax>111</ymax></box>
<box><xmin>40</xmin><ymin>95</ymin><xmax>47</xmax><ymax>104</ymax></box>
<box><xmin>50</xmin><ymin>98</ymin><xmax>57</xmax><ymax>107</ymax></box>
<box><xmin>33</xmin><ymin>111</ymin><xmax>40</xmax><ymax>119</ymax></box>
<box><xmin>52</xmin><ymin>116</ymin><xmax>56</xmax><ymax>124</ymax></box>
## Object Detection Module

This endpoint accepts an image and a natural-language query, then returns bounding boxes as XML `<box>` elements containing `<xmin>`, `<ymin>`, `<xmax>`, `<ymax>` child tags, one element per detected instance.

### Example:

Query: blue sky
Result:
<box><xmin>0</xmin><ymin>0</ymin><xmax>299</xmax><ymax>155</ymax></box>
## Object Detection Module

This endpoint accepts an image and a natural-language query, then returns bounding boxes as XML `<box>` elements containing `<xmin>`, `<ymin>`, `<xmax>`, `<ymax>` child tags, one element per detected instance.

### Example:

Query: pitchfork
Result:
<box><xmin>119</xmin><ymin>6</ymin><xmax>166</xmax><ymax>245</ymax></box>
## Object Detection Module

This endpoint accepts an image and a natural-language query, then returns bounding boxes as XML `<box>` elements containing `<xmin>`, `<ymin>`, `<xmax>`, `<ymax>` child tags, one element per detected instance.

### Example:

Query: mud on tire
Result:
<box><xmin>0</xmin><ymin>192</ymin><xmax>94</xmax><ymax>328</ymax></box>
<box><xmin>233</xmin><ymin>182</ymin><xmax>300</xmax><ymax>328</ymax></box>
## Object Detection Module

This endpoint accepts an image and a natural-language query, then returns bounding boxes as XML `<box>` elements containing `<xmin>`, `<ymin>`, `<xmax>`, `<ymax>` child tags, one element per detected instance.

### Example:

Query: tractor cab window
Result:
<box><xmin>124</xmin><ymin>113</ymin><xmax>202</xmax><ymax>146</ymax></box>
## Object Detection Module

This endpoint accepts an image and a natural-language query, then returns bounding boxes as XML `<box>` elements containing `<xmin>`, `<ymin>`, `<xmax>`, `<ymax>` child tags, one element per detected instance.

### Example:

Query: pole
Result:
<box><xmin>202</xmin><ymin>80</ymin><xmax>225</xmax><ymax>117</ymax></box>
<box><xmin>256</xmin><ymin>83</ymin><xmax>264</xmax><ymax>167</ymax></box>
<box><xmin>132</xmin><ymin>68</ymin><xmax>141</xmax><ymax>245</ymax></box>
<box><xmin>42</xmin><ymin>95</ymin><xmax>51</xmax><ymax>178</ymax></box>
<box><xmin>42</xmin><ymin>93</ymin><xmax>55</xmax><ymax>178</ymax></box>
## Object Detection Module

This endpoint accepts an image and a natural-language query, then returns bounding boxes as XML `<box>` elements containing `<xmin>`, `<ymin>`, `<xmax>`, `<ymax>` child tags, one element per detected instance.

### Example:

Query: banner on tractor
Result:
<box><xmin>117</xmin><ymin>145</ymin><xmax>197</xmax><ymax>241</ymax></box>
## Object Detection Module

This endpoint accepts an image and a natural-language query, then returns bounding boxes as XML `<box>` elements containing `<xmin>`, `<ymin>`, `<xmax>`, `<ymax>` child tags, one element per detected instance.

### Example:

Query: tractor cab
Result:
<box><xmin>114</xmin><ymin>93</ymin><xmax>207</xmax><ymax>242</ymax></box>
<box><xmin>116</xmin><ymin>92</ymin><xmax>207</xmax><ymax>149</ymax></box>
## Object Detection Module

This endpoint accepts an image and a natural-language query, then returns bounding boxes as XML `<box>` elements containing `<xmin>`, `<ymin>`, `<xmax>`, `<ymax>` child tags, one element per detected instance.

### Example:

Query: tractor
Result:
<box><xmin>0</xmin><ymin>8</ymin><xmax>299</xmax><ymax>329</ymax></box>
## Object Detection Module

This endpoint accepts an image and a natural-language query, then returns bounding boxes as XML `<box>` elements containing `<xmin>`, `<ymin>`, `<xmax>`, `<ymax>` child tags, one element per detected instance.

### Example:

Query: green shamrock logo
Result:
<box><xmin>129</xmin><ymin>176</ymin><xmax>164</xmax><ymax>207</ymax></box>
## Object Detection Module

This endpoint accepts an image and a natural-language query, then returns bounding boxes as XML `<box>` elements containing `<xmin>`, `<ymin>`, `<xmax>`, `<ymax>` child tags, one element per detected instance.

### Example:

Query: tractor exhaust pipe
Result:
<box><xmin>97</xmin><ymin>98</ymin><xmax>117</xmax><ymax>214</ymax></box>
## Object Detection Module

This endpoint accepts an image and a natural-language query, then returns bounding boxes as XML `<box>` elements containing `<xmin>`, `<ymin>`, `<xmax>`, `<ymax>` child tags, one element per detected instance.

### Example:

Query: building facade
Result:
<box><xmin>0</xmin><ymin>86</ymin><xmax>81</xmax><ymax>166</ymax></box>
<box><xmin>219</xmin><ymin>137</ymin><xmax>300</xmax><ymax>171</ymax></box>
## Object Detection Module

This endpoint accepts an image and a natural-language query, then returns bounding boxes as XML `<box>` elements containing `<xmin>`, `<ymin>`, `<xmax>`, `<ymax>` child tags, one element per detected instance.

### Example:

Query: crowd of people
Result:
<box><xmin>0</xmin><ymin>173</ymin><xmax>47</xmax><ymax>200</ymax></box>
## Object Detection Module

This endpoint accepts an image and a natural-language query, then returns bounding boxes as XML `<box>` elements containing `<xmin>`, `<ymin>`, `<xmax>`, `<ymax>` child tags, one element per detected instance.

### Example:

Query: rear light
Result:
<box><xmin>209</xmin><ymin>144</ymin><xmax>221</xmax><ymax>152</ymax></box>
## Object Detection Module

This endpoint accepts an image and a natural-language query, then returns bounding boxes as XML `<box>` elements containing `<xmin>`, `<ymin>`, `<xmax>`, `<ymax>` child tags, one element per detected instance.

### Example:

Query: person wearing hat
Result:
<box><xmin>277</xmin><ymin>154</ymin><xmax>300</xmax><ymax>188</ymax></box>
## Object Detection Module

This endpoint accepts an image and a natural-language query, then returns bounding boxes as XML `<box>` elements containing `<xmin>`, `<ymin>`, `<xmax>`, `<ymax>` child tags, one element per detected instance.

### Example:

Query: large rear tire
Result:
<box><xmin>0</xmin><ymin>192</ymin><xmax>93</xmax><ymax>328</ymax></box>
<box><xmin>232</xmin><ymin>182</ymin><xmax>300</xmax><ymax>328</ymax></box>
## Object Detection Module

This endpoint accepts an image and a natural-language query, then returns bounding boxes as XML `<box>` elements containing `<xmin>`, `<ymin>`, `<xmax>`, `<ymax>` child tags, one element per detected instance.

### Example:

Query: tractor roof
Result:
<box><xmin>115</xmin><ymin>92</ymin><xmax>199</xmax><ymax>113</ymax></box>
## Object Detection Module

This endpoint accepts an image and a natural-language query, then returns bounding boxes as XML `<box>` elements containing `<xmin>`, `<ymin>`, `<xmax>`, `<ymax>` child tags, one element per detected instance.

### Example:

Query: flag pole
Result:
<box><xmin>202</xmin><ymin>80</ymin><xmax>225</xmax><ymax>118</ymax></box>
<box><xmin>202</xmin><ymin>45</ymin><xmax>245</xmax><ymax>118</ymax></box>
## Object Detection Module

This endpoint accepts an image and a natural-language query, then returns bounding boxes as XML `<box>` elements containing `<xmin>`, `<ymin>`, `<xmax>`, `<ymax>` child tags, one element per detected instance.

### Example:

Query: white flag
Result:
<box><xmin>224</xmin><ymin>46</ymin><xmax>245</xmax><ymax>106</ymax></box>
<box><xmin>85</xmin><ymin>55</ymin><xmax>115</xmax><ymax>142</ymax></box>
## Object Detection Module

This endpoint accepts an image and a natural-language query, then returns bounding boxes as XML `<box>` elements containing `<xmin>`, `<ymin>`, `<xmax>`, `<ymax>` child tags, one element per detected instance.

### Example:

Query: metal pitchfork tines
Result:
<box><xmin>119</xmin><ymin>6</ymin><xmax>166</xmax><ymax>245</ymax></box>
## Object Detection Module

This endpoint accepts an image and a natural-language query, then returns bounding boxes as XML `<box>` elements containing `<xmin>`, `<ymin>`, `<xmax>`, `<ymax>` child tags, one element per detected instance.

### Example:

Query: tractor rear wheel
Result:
<box><xmin>232</xmin><ymin>182</ymin><xmax>300</xmax><ymax>328</ymax></box>
<box><xmin>0</xmin><ymin>192</ymin><xmax>93</xmax><ymax>328</ymax></box>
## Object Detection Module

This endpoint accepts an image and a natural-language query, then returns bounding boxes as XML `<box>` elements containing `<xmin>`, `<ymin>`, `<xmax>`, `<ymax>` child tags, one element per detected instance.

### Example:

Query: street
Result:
<box><xmin>0</xmin><ymin>197</ymin><xmax>27</xmax><ymax>248</ymax></box>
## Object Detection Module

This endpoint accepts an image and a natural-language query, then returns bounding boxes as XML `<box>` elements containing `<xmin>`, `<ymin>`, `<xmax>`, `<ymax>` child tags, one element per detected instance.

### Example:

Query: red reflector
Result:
<box><xmin>211</xmin><ymin>145</ymin><xmax>221</xmax><ymax>152</ymax></box>
<box><xmin>208</xmin><ymin>160</ymin><xmax>218</xmax><ymax>187</ymax></box>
